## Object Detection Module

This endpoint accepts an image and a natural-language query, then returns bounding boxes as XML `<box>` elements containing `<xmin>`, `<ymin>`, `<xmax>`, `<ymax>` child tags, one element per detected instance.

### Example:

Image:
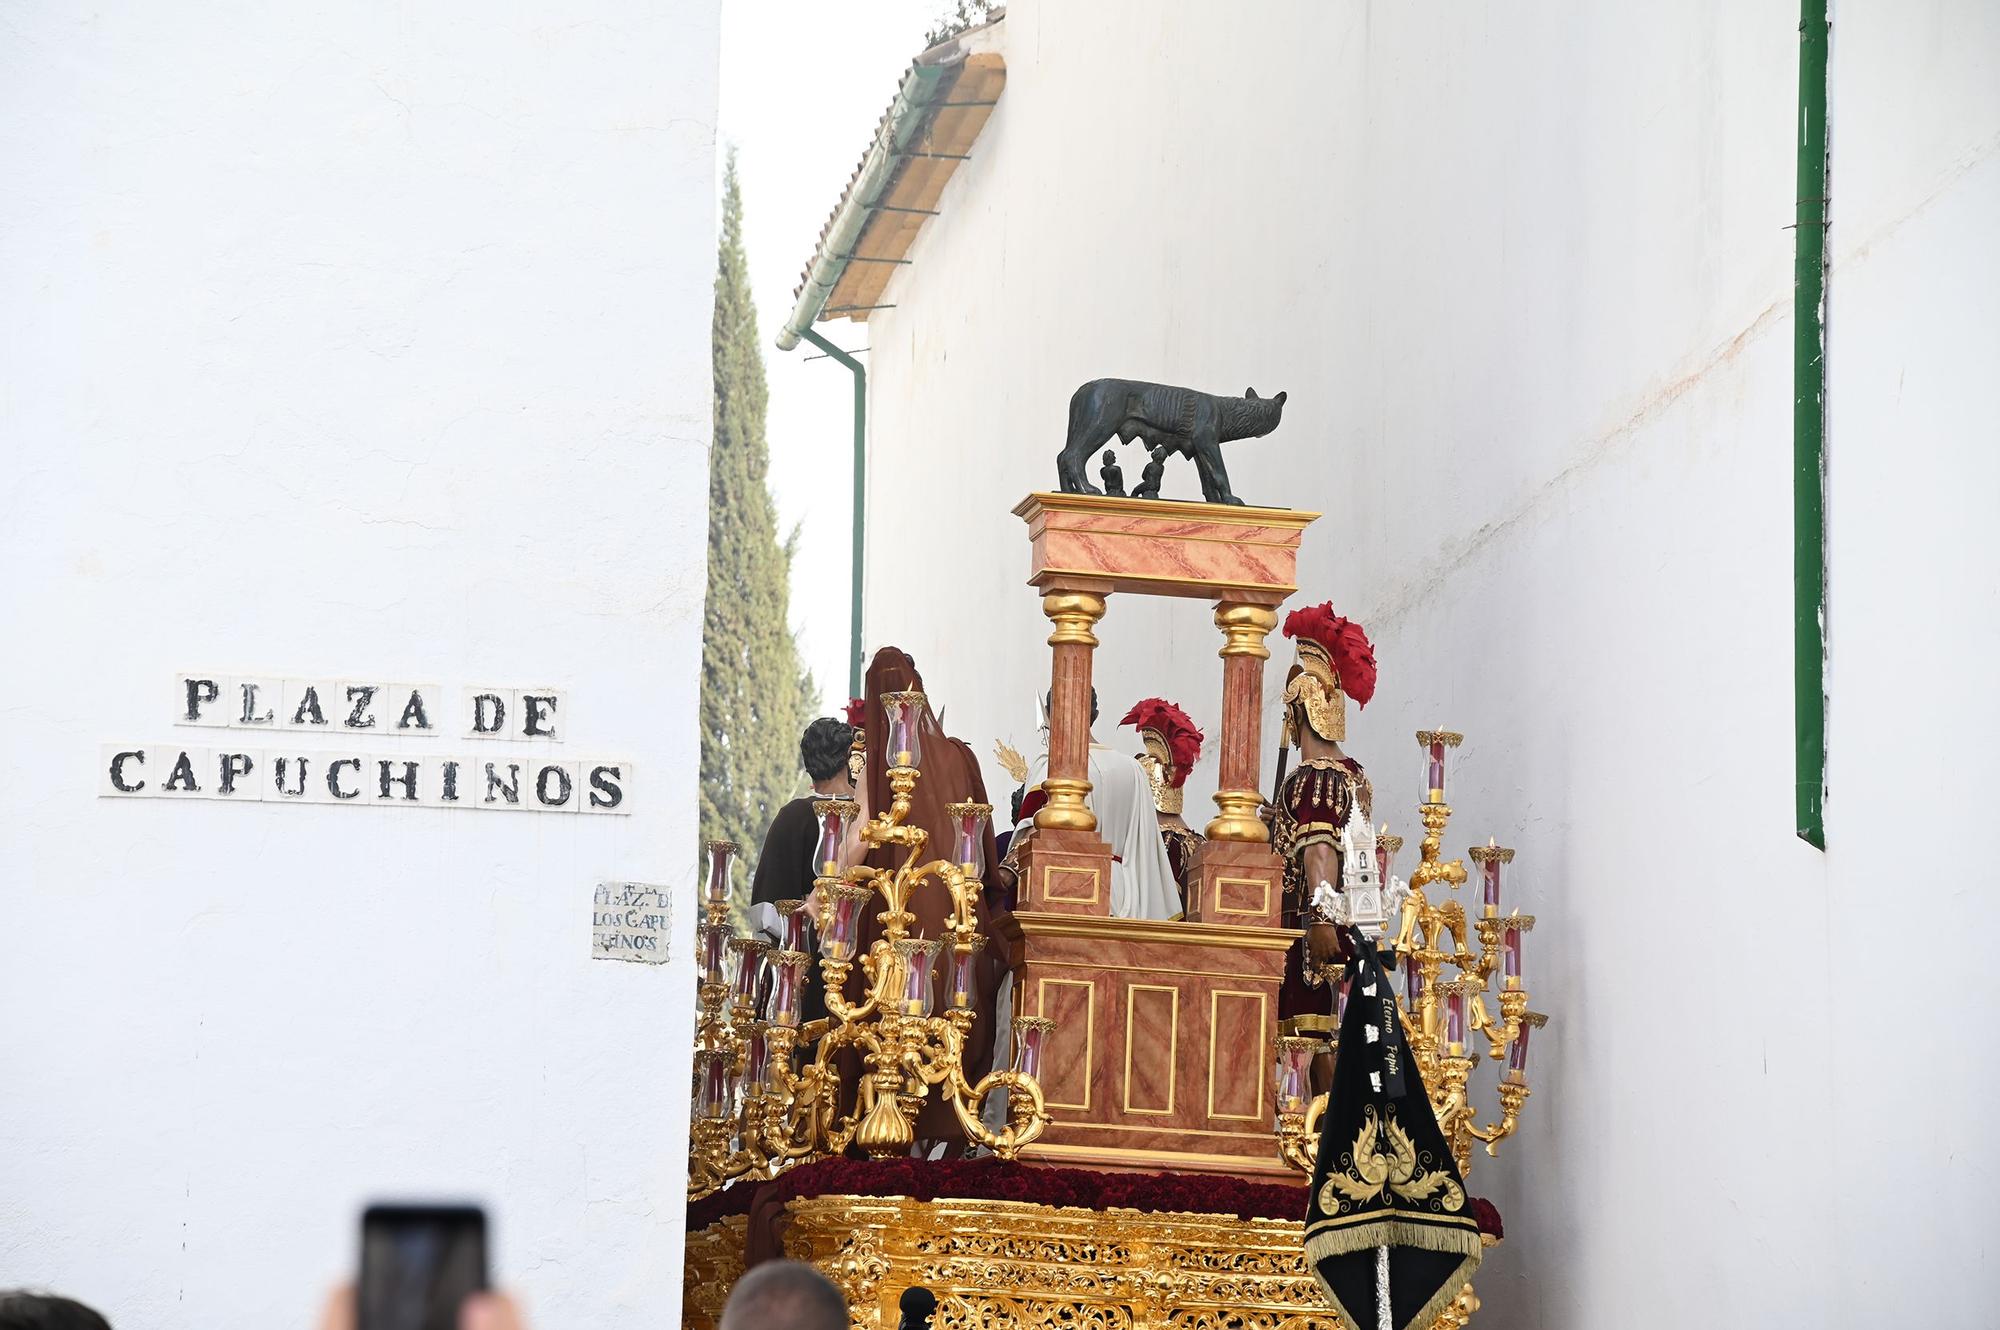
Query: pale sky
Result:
<box><xmin>719</xmin><ymin>0</ymin><xmax>944</xmax><ymax>714</ymax></box>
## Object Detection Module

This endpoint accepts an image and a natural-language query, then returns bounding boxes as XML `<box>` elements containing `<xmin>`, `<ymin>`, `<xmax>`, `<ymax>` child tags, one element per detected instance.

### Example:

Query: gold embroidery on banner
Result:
<box><xmin>1317</xmin><ymin>1105</ymin><xmax>1465</xmax><ymax>1216</ymax></box>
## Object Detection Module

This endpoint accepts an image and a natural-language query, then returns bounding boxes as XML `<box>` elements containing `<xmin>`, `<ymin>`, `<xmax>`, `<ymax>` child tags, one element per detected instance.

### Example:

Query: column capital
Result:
<box><xmin>1044</xmin><ymin>589</ymin><xmax>1108</xmax><ymax>648</ymax></box>
<box><xmin>1213</xmin><ymin>601</ymin><xmax>1278</xmax><ymax>660</ymax></box>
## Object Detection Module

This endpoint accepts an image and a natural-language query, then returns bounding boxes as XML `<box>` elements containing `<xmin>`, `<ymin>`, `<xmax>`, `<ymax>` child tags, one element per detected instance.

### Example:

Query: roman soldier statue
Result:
<box><xmin>1120</xmin><ymin>697</ymin><xmax>1206</xmax><ymax>901</ymax></box>
<box><xmin>1272</xmin><ymin>603</ymin><xmax>1378</xmax><ymax>1064</ymax></box>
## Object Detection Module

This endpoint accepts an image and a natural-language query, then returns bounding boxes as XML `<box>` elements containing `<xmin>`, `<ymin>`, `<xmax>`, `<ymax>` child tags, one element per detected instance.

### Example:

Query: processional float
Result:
<box><xmin>684</xmin><ymin>474</ymin><xmax>1551</xmax><ymax>1330</ymax></box>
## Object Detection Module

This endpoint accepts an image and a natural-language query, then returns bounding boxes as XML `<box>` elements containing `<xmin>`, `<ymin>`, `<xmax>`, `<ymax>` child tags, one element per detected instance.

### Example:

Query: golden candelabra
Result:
<box><xmin>1275</xmin><ymin>727</ymin><xmax>1550</xmax><ymax>1181</ymax></box>
<box><xmin>688</xmin><ymin>690</ymin><xmax>1053</xmax><ymax>1201</ymax></box>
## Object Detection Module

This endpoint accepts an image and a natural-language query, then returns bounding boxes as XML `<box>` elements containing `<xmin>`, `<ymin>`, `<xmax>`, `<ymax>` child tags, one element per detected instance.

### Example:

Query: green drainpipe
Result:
<box><xmin>800</xmin><ymin>327</ymin><xmax>866</xmax><ymax>700</ymax></box>
<box><xmin>1795</xmin><ymin>0</ymin><xmax>1829</xmax><ymax>848</ymax></box>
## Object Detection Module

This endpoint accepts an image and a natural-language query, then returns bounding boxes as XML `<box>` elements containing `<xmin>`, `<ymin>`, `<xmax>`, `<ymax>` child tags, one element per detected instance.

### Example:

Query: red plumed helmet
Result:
<box><xmin>843</xmin><ymin>697</ymin><xmax>866</xmax><ymax>728</ymax></box>
<box><xmin>1118</xmin><ymin>698</ymin><xmax>1205</xmax><ymax>786</ymax></box>
<box><xmin>1282</xmin><ymin>603</ymin><xmax>1378</xmax><ymax>708</ymax></box>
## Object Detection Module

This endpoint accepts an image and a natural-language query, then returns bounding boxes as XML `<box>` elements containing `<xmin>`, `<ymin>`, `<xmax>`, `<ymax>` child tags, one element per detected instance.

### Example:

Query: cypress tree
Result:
<box><xmin>702</xmin><ymin>151</ymin><xmax>815</xmax><ymax>921</ymax></box>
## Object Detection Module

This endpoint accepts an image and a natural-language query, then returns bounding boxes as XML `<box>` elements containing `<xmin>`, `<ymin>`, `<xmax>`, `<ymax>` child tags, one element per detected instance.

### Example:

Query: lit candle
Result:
<box><xmin>1503</xmin><ymin>922</ymin><xmax>1524</xmax><ymax>988</ymax></box>
<box><xmin>1374</xmin><ymin>825</ymin><xmax>1393</xmax><ymax>889</ymax></box>
<box><xmin>1427</xmin><ymin>740</ymin><xmax>1447</xmax><ymax>802</ymax></box>
<box><xmin>946</xmin><ymin>802</ymin><xmax>992</xmax><ymax>875</ymax></box>
<box><xmin>1405</xmin><ymin>960</ymin><xmax>1425</xmax><ymax>1010</ymax></box>
<box><xmin>946</xmin><ymin>935</ymin><xmax>987</xmax><ymax>1010</ymax></box>
<box><xmin>1337</xmin><ymin>975</ymin><xmax>1352</xmax><ymax>1023</ymax></box>
<box><xmin>881</xmin><ymin>690</ymin><xmax>926</xmax><ymax>770</ymax></box>
<box><xmin>896</xmin><ymin>939</ymin><xmax>940</xmax><ymax>1016</ymax></box>
<box><xmin>1444</xmin><ymin>985</ymin><xmax>1467</xmax><ymax>1051</ymax></box>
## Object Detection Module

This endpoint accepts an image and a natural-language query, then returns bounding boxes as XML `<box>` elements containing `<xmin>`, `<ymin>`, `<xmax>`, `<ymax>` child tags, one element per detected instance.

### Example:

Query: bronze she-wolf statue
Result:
<box><xmin>1058</xmin><ymin>378</ymin><xmax>1287</xmax><ymax>505</ymax></box>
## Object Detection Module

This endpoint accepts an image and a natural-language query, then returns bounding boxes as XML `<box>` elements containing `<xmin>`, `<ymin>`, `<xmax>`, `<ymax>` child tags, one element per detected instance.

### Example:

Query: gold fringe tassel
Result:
<box><xmin>1302</xmin><ymin>1218</ymin><xmax>1483</xmax><ymax>1330</ymax></box>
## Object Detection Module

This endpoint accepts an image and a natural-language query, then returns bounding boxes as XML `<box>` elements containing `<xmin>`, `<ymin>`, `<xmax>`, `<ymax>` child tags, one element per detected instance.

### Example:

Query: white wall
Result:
<box><xmin>0</xmin><ymin>6</ymin><xmax>717</xmax><ymax>1327</ymax></box>
<box><xmin>849</xmin><ymin>1</ymin><xmax>1999</xmax><ymax>1325</ymax></box>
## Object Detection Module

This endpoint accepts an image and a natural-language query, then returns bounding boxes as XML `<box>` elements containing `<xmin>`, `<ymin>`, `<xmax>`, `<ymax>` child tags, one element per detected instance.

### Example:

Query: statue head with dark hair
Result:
<box><xmin>0</xmin><ymin>1293</ymin><xmax>112</xmax><ymax>1330</ymax></box>
<box><xmin>800</xmin><ymin>716</ymin><xmax>857</xmax><ymax>788</ymax></box>
<box><xmin>719</xmin><ymin>1260</ymin><xmax>847</xmax><ymax>1330</ymax></box>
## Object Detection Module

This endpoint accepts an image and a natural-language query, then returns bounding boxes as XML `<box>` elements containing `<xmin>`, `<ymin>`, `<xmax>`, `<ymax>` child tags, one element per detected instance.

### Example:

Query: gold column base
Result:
<box><xmin>1033</xmin><ymin>775</ymin><xmax>1097</xmax><ymax>832</ymax></box>
<box><xmin>1205</xmin><ymin>787</ymin><xmax>1271</xmax><ymax>843</ymax></box>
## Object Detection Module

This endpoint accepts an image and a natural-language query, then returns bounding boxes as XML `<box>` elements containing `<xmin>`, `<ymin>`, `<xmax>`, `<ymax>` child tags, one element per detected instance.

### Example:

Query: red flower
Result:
<box><xmin>843</xmin><ymin>697</ymin><xmax>866</xmax><ymax>727</ymax></box>
<box><xmin>1468</xmin><ymin>1196</ymin><xmax>1503</xmax><ymax>1240</ymax></box>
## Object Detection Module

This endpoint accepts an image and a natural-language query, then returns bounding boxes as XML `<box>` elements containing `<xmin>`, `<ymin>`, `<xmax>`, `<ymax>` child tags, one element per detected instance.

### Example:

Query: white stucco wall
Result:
<box><xmin>0</xmin><ymin>6</ymin><xmax>716</xmax><ymax>1327</ymax></box>
<box><xmin>847</xmin><ymin>2</ymin><xmax>1999</xmax><ymax>1325</ymax></box>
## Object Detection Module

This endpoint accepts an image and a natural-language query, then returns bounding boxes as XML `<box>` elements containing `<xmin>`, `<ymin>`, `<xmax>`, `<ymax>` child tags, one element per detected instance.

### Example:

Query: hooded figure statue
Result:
<box><xmin>1305</xmin><ymin>927</ymin><xmax>1481</xmax><ymax>1330</ymax></box>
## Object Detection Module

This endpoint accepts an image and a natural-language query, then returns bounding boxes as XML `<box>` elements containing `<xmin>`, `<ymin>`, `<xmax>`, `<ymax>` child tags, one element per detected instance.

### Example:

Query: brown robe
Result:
<box><xmin>850</xmin><ymin>647</ymin><xmax>1004</xmax><ymax>1148</ymax></box>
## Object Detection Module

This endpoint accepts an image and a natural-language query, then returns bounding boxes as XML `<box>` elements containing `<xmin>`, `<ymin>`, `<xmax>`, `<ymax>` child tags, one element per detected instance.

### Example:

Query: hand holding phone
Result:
<box><xmin>358</xmin><ymin>1204</ymin><xmax>489</xmax><ymax>1330</ymax></box>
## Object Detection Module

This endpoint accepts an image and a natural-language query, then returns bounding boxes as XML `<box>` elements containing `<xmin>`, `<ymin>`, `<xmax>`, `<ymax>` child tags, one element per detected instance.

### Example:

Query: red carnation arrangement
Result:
<box><xmin>843</xmin><ymin>697</ymin><xmax>866</xmax><ymax>727</ymax></box>
<box><xmin>1118</xmin><ymin>698</ymin><xmax>1205</xmax><ymax>786</ymax></box>
<box><xmin>1281</xmin><ymin>603</ymin><xmax>1378</xmax><ymax>707</ymax></box>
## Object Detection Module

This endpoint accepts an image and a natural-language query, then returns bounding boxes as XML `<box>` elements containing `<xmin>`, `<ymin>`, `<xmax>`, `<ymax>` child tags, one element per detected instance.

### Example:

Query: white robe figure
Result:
<box><xmin>1011</xmin><ymin>742</ymin><xmax>1182</xmax><ymax>921</ymax></box>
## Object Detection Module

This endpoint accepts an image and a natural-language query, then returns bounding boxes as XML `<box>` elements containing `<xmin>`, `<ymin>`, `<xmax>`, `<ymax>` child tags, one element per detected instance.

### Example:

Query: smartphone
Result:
<box><xmin>358</xmin><ymin>1203</ymin><xmax>488</xmax><ymax>1330</ymax></box>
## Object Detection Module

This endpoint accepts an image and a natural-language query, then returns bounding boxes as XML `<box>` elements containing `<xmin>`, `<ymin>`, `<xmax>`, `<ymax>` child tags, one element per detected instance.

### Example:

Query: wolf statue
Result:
<box><xmin>1058</xmin><ymin>379</ymin><xmax>1288</xmax><ymax>505</ymax></box>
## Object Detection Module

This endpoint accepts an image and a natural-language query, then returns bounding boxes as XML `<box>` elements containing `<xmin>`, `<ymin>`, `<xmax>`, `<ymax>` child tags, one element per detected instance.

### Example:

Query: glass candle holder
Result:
<box><xmin>880</xmin><ymin>690</ymin><xmax>928</xmax><ymax>770</ymax></box>
<box><xmin>693</xmin><ymin>1049</ymin><xmax>731</xmax><ymax>1122</ymax></box>
<box><xmin>893</xmin><ymin>939</ymin><xmax>940</xmax><ymax>1016</ymax></box>
<box><xmin>946</xmin><ymin>934</ymin><xmax>987</xmax><ymax>1010</ymax></box>
<box><xmin>704</xmin><ymin>840</ymin><xmax>738</xmax><ymax>906</ymax></box>
<box><xmin>1414</xmin><ymin>729</ymin><xmax>1462</xmax><ymax>805</ymax></box>
<box><xmin>776</xmin><ymin>900</ymin><xmax>811</xmax><ymax>952</ymax></box>
<box><xmin>818</xmin><ymin>884</ymin><xmax>875</xmax><ymax>962</ymax></box>
<box><xmin>1508</xmin><ymin>1011</ymin><xmax>1548</xmax><ymax>1082</ymax></box>
<box><xmin>741</xmin><ymin>1022</ymin><xmax>771</xmax><ymax>1092</ymax></box>
<box><xmin>768</xmin><ymin>949</ymin><xmax>810</xmax><ymax>1028</ymax></box>
<box><xmin>1273</xmin><ymin>1035</ymin><xmax>1318</xmax><ymax>1116</ymax></box>
<box><xmin>1336</xmin><ymin>975</ymin><xmax>1352</xmax><ymax>1024</ymax></box>
<box><xmin>1502</xmin><ymin>916</ymin><xmax>1534</xmax><ymax>989</ymax></box>
<box><xmin>812</xmin><ymin>798</ymin><xmax>860</xmax><ymax>875</ymax></box>
<box><xmin>1405</xmin><ymin>959</ymin><xmax>1425</xmax><ymax>1011</ymax></box>
<box><xmin>697</xmin><ymin>922</ymin><xmax>730</xmax><ymax>988</ymax></box>
<box><xmin>729</xmin><ymin>937</ymin><xmax>769</xmax><ymax>1008</ymax></box>
<box><xmin>944</xmin><ymin>801</ymin><xmax>993</xmax><ymax>875</ymax></box>
<box><xmin>1011</xmin><ymin>1015</ymin><xmax>1056</xmax><ymax>1082</ymax></box>
<box><xmin>1470</xmin><ymin>839</ymin><xmax>1513</xmax><ymax>917</ymax></box>
<box><xmin>1443</xmin><ymin>983</ymin><xmax>1469</xmax><ymax>1051</ymax></box>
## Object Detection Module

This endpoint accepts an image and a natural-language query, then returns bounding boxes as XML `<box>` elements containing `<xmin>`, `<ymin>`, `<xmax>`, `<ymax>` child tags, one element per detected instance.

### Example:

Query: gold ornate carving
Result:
<box><xmin>762</xmin><ymin>1193</ymin><xmax>1354</xmax><ymax>1330</ymax></box>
